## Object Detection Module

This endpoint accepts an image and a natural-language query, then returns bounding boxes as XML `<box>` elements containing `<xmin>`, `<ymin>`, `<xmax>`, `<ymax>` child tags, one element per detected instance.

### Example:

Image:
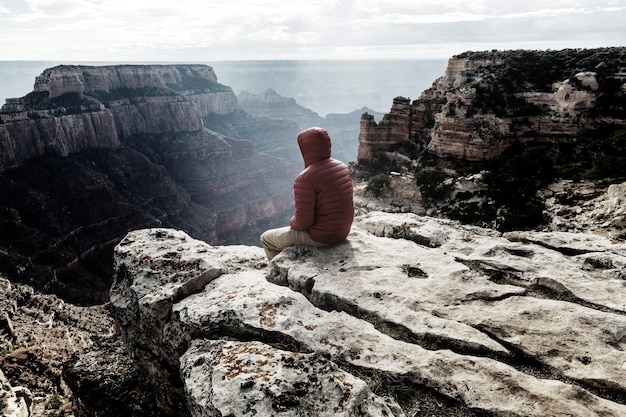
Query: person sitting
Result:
<box><xmin>260</xmin><ymin>127</ymin><xmax>354</xmax><ymax>260</ymax></box>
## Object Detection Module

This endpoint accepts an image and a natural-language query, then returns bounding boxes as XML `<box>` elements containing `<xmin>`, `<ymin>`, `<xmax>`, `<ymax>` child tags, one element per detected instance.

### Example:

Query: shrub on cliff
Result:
<box><xmin>585</xmin><ymin>128</ymin><xmax>626</xmax><ymax>180</ymax></box>
<box><xmin>22</xmin><ymin>91</ymin><xmax>102</xmax><ymax>113</ymax></box>
<box><xmin>456</xmin><ymin>47</ymin><xmax>626</xmax><ymax>86</ymax></box>
<box><xmin>457</xmin><ymin>47</ymin><xmax>626</xmax><ymax>117</ymax></box>
<box><xmin>366</xmin><ymin>174</ymin><xmax>390</xmax><ymax>197</ymax></box>
<box><xmin>483</xmin><ymin>143</ymin><xmax>554</xmax><ymax>231</ymax></box>
<box><xmin>415</xmin><ymin>168</ymin><xmax>453</xmax><ymax>201</ymax></box>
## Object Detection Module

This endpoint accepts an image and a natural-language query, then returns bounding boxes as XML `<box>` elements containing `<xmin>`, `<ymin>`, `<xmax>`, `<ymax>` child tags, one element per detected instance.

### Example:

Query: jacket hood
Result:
<box><xmin>297</xmin><ymin>127</ymin><xmax>331</xmax><ymax>167</ymax></box>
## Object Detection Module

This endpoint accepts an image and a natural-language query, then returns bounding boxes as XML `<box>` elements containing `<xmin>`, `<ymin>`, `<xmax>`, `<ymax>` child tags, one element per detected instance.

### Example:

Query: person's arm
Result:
<box><xmin>289</xmin><ymin>176</ymin><xmax>316</xmax><ymax>230</ymax></box>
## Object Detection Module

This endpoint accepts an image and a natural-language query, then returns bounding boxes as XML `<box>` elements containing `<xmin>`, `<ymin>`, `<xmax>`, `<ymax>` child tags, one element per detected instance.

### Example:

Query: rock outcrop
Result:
<box><xmin>1</xmin><ymin>367</ymin><xmax>31</xmax><ymax>417</ymax></box>
<box><xmin>542</xmin><ymin>180</ymin><xmax>626</xmax><ymax>236</ymax></box>
<box><xmin>358</xmin><ymin>48</ymin><xmax>626</xmax><ymax>162</ymax></box>
<box><xmin>238</xmin><ymin>88</ymin><xmax>325</xmax><ymax>128</ymax></box>
<box><xmin>66</xmin><ymin>212</ymin><xmax>626</xmax><ymax>416</ymax></box>
<box><xmin>0</xmin><ymin>65</ymin><xmax>299</xmax><ymax>304</ymax></box>
<box><xmin>0</xmin><ymin>65</ymin><xmax>239</xmax><ymax>172</ymax></box>
<box><xmin>0</xmin><ymin>275</ymin><xmax>111</xmax><ymax>416</ymax></box>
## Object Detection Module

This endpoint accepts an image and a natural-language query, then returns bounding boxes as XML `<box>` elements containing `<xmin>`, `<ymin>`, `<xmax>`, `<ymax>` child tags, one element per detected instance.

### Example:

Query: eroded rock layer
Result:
<box><xmin>66</xmin><ymin>215</ymin><xmax>626</xmax><ymax>416</ymax></box>
<box><xmin>0</xmin><ymin>65</ymin><xmax>299</xmax><ymax>304</ymax></box>
<box><xmin>358</xmin><ymin>49</ymin><xmax>626</xmax><ymax>162</ymax></box>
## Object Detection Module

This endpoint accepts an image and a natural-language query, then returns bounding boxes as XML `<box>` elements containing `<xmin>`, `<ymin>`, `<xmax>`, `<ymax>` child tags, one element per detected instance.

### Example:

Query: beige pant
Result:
<box><xmin>260</xmin><ymin>226</ymin><xmax>327</xmax><ymax>260</ymax></box>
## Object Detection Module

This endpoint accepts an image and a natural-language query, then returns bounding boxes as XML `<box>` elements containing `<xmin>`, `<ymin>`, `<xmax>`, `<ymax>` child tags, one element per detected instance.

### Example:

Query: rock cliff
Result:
<box><xmin>63</xmin><ymin>213</ymin><xmax>626</xmax><ymax>416</ymax></box>
<box><xmin>0</xmin><ymin>65</ymin><xmax>239</xmax><ymax>172</ymax></box>
<box><xmin>355</xmin><ymin>48</ymin><xmax>626</xmax><ymax>234</ymax></box>
<box><xmin>358</xmin><ymin>48</ymin><xmax>626</xmax><ymax>162</ymax></box>
<box><xmin>0</xmin><ymin>64</ymin><xmax>299</xmax><ymax>304</ymax></box>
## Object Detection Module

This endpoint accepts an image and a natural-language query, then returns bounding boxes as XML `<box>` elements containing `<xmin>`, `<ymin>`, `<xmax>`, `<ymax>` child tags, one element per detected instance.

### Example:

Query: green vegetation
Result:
<box><xmin>21</xmin><ymin>91</ymin><xmax>103</xmax><ymax>114</ymax></box>
<box><xmin>45</xmin><ymin>394</ymin><xmax>63</xmax><ymax>410</ymax></box>
<box><xmin>455</xmin><ymin>47</ymin><xmax>626</xmax><ymax>117</ymax></box>
<box><xmin>455</xmin><ymin>48</ymin><xmax>626</xmax><ymax>82</ymax></box>
<box><xmin>51</xmin><ymin>92</ymin><xmax>102</xmax><ymax>109</ymax></box>
<box><xmin>469</xmin><ymin>143</ymin><xmax>555</xmax><ymax>231</ymax></box>
<box><xmin>366</xmin><ymin>173</ymin><xmax>390</xmax><ymax>197</ymax></box>
<box><xmin>585</xmin><ymin>129</ymin><xmax>626</xmax><ymax>180</ymax></box>
<box><xmin>414</xmin><ymin>168</ymin><xmax>453</xmax><ymax>201</ymax></box>
<box><xmin>387</xmin><ymin>223</ymin><xmax>415</xmax><ymax>240</ymax></box>
<box><xmin>357</xmin><ymin>48</ymin><xmax>626</xmax><ymax>233</ymax></box>
<box><xmin>88</xmin><ymin>86</ymin><xmax>177</xmax><ymax>101</ymax></box>
<box><xmin>165</xmin><ymin>67</ymin><xmax>229</xmax><ymax>92</ymax></box>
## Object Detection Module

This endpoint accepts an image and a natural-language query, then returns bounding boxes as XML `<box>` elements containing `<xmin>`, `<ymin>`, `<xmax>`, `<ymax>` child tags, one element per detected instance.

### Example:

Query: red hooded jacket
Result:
<box><xmin>289</xmin><ymin>127</ymin><xmax>354</xmax><ymax>244</ymax></box>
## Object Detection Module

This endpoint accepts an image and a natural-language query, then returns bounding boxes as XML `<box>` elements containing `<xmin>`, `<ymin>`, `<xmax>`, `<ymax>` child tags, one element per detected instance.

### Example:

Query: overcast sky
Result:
<box><xmin>0</xmin><ymin>0</ymin><xmax>625</xmax><ymax>61</ymax></box>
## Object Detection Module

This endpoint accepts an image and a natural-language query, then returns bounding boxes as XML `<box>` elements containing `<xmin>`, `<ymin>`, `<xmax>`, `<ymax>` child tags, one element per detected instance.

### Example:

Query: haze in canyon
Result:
<box><xmin>0</xmin><ymin>60</ymin><xmax>448</xmax><ymax>117</ymax></box>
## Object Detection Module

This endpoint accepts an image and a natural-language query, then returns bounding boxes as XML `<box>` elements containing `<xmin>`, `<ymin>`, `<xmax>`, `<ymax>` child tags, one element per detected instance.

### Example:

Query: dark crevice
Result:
<box><xmin>310</xmin><ymin>290</ymin><xmax>513</xmax><ymax>359</ymax></box>
<box><xmin>471</xmin><ymin>324</ymin><xmax>565</xmax><ymax>380</ymax></box>
<box><xmin>273</xmin><ymin>264</ymin><xmax>626</xmax><ymax>412</ymax></box>
<box><xmin>457</xmin><ymin>257</ymin><xmax>626</xmax><ymax>316</ymax></box>
<box><xmin>508</xmin><ymin>237</ymin><xmax>604</xmax><ymax>256</ymax></box>
<box><xmin>474</xmin><ymin>324</ymin><xmax>626</xmax><ymax>406</ymax></box>
<box><xmin>189</xmin><ymin>321</ymin><xmax>496</xmax><ymax>415</ymax></box>
<box><xmin>306</xmin><ymin>280</ymin><xmax>626</xmax><ymax>409</ymax></box>
<box><xmin>455</xmin><ymin>257</ymin><xmax>528</xmax><ymax>288</ymax></box>
<box><xmin>528</xmin><ymin>282</ymin><xmax>626</xmax><ymax>316</ymax></box>
<box><xmin>500</xmin><ymin>246</ymin><xmax>535</xmax><ymax>258</ymax></box>
<box><xmin>205</xmin><ymin>321</ymin><xmax>495</xmax><ymax>416</ymax></box>
<box><xmin>198</xmin><ymin>324</ymin><xmax>314</xmax><ymax>355</ymax></box>
<box><xmin>338</xmin><ymin>362</ymin><xmax>494</xmax><ymax>417</ymax></box>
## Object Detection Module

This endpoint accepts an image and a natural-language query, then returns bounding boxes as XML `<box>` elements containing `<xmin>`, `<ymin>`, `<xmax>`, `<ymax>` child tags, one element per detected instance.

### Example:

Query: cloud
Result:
<box><xmin>0</xmin><ymin>0</ymin><xmax>625</xmax><ymax>60</ymax></box>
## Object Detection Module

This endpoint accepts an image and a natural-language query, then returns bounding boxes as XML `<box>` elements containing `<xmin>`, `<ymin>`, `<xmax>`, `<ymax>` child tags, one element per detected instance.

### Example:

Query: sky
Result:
<box><xmin>0</xmin><ymin>0</ymin><xmax>625</xmax><ymax>61</ymax></box>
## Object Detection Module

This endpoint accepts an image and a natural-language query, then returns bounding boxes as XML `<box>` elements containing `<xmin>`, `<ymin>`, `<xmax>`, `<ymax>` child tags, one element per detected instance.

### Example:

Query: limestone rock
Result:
<box><xmin>85</xmin><ymin>213</ymin><xmax>626</xmax><ymax>416</ymax></box>
<box><xmin>357</xmin><ymin>97</ymin><xmax>417</xmax><ymax>161</ymax></box>
<box><xmin>543</xmin><ymin>180</ymin><xmax>626</xmax><ymax>238</ymax></box>
<box><xmin>0</xmin><ymin>64</ymin><xmax>238</xmax><ymax>172</ymax></box>
<box><xmin>357</xmin><ymin>50</ymin><xmax>626</xmax><ymax>162</ymax></box>
<box><xmin>0</xmin><ymin>276</ymin><xmax>112</xmax><ymax>417</ymax></box>
<box><xmin>180</xmin><ymin>339</ymin><xmax>405</xmax><ymax>417</ymax></box>
<box><xmin>62</xmin><ymin>335</ymin><xmax>162</xmax><ymax>417</ymax></box>
<box><xmin>238</xmin><ymin>88</ymin><xmax>325</xmax><ymax>128</ymax></box>
<box><xmin>238</xmin><ymin>89</ymin><xmax>382</xmax><ymax>164</ymax></box>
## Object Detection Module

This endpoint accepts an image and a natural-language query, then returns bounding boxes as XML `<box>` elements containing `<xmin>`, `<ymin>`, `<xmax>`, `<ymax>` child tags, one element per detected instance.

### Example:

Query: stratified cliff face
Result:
<box><xmin>358</xmin><ymin>49</ymin><xmax>626</xmax><ymax>162</ymax></box>
<box><xmin>0</xmin><ymin>65</ymin><xmax>298</xmax><ymax>304</ymax></box>
<box><xmin>0</xmin><ymin>65</ymin><xmax>239</xmax><ymax>172</ymax></box>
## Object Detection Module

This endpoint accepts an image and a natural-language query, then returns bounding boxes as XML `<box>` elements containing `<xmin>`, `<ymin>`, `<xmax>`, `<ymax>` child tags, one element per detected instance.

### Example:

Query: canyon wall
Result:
<box><xmin>0</xmin><ymin>64</ymin><xmax>299</xmax><ymax>304</ymax></box>
<box><xmin>358</xmin><ymin>50</ymin><xmax>626</xmax><ymax>162</ymax></box>
<box><xmin>0</xmin><ymin>65</ymin><xmax>239</xmax><ymax>172</ymax></box>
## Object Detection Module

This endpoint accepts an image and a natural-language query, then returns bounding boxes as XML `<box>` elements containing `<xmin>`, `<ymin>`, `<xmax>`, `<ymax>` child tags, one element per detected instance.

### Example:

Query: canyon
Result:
<box><xmin>2</xmin><ymin>49</ymin><xmax>626</xmax><ymax>417</ymax></box>
<box><xmin>356</xmin><ymin>48</ymin><xmax>626</xmax><ymax>234</ymax></box>
<box><xmin>0</xmin><ymin>64</ymin><xmax>303</xmax><ymax>304</ymax></box>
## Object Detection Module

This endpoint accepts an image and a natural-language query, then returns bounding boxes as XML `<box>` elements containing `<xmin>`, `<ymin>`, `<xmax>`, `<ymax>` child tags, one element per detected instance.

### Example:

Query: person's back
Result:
<box><xmin>291</xmin><ymin>156</ymin><xmax>353</xmax><ymax>244</ymax></box>
<box><xmin>260</xmin><ymin>127</ymin><xmax>354</xmax><ymax>260</ymax></box>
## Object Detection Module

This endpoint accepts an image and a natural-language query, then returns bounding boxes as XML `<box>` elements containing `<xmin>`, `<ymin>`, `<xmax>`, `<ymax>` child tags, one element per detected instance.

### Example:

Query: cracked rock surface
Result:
<box><xmin>75</xmin><ymin>211</ymin><xmax>626</xmax><ymax>416</ymax></box>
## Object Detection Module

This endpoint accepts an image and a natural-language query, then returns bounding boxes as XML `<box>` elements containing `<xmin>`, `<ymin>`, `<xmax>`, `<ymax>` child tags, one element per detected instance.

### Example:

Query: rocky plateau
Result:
<box><xmin>62</xmin><ymin>210</ymin><xmax>626</xmax><ymax>417</ymax></box>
